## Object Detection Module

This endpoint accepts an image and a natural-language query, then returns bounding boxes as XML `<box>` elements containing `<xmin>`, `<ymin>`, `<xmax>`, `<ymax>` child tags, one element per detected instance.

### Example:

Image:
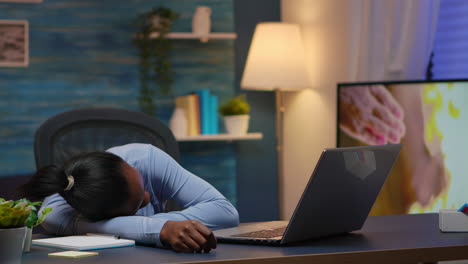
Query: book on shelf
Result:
<box><xmin>195</xmin><ymin>89</ymin><xmax>211</xmax><ymax>134</ymax></box>
<box><xmin>210</xmin><ymin>94</ymin><xmax>219</xmax><ymax>134</ymax></box>
<box><xmin>174</xmin><ymin>89</ymin><xmax>220</xmax><ymax>137</ymax></box>
<box><xmin>192</xmin><ymin>93</ymin><xmax>201</xmax><ymax>135</ymax></box>
<box><xmin>175</xmin><ymin>94</ymin><xmax>200</xmax><ymax>136</ymax></box>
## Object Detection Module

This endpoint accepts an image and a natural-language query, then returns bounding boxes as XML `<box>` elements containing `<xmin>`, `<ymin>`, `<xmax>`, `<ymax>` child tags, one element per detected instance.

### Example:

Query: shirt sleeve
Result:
<box><xmin>40</xmin><ymin>194</ymin><xmax>169</xmax><ymax>247</ymax></box>
<box><xmin>141</xmin><ymin>144</ymin><xmax>240</xmax><ymax>230</ymax></box>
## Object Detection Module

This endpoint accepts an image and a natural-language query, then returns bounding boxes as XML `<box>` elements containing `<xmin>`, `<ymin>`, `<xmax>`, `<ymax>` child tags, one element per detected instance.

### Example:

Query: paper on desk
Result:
<box><xmin>32</xmin><ymin>235</ymin><xmax>135</xmax><ymax>250</ymax></box>
<box><xmin>48</xmin><ymin>250</ymin><xmax>99</xmax><ymax>259</ymax></box>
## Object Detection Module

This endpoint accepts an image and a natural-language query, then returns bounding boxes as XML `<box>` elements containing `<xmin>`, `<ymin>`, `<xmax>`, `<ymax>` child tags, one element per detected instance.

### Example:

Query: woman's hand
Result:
<box><xmin>160</xmin><ymin>220</ymin><xmax>216</xmax><ymax>253</ymax></box>
<box><xmin>339</xmin><ymin>85</ymin><xmax>406</xmax><ymax>145</ymax></box>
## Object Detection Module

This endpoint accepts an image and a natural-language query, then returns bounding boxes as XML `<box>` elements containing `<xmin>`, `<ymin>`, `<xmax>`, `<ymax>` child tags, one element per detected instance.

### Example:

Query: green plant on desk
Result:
<box><xmin>0</xmin><ymin>198</ymin><xmax>52</xmax><ymax>257</ymax></box>
<box><xmin>0</xmin><ymin>198</ymin><xmax>35</xmax><ymax>228</ymax></box>
<box><xmin>0</xmin><ymin>198</ymin><xmax>52</xmax><ymax>229</ymax></box>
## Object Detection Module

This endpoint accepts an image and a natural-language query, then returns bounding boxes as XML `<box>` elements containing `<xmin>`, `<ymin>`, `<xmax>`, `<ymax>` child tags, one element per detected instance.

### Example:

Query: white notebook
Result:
<box><xmin>32</xmin><ymin>235</ymin><xmax>135</xmax><ymax>251</ymax></box>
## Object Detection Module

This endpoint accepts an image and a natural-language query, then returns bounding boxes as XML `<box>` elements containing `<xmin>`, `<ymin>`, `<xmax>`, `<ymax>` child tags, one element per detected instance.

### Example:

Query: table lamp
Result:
<box><xmin>241</xmin><ymin>22</ymin><xmax>310</xmax><ymax>216</ymax></box>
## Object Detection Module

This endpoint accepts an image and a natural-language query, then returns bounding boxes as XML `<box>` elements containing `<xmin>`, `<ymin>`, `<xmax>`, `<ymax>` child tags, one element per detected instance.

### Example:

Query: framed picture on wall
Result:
<box><xmin>0</xmin><ymin>20</ymin><xmax>29</xmax><ymax>67</ymax></box>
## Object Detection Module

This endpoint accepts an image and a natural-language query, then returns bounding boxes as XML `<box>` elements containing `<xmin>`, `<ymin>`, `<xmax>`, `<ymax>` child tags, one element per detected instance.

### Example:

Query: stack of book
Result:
<box><xmin>174</xmin><ymin>89</ymin><xmax>219</xmax><ymax>136</ymax></box>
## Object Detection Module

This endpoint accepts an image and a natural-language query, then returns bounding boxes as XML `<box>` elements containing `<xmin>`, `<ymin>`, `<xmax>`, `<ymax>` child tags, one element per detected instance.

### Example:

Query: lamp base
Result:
<box><xmin>275</xmin><ymin>89</ymin><xmax>285</xmax><ymax>219</ymax></box>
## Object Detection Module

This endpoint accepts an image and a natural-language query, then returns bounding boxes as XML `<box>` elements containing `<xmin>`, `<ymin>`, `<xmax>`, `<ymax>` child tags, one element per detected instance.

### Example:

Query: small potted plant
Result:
<box><xmin>23</xmin><ymin>200</ymin><xmax>52</xmax><ymax>252</ymax></box>
<box><xmin>133</xmin><ymin>6</ymin><xmax>180</xmax><ymax>116</ymax></box>
<box><xmin>0</xmin><ymin>198</ymin><xmax>52</xmax><ymax>263</ymax></box>
<box><xmin>219</xmin><ymin>94</ymin><xmax>251</xmax><ymax>135</ymax></box>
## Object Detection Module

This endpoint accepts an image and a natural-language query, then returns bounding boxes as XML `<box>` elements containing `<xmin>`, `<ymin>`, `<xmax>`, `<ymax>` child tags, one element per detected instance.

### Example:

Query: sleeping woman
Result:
<box><xmin>22</xmin><ymin>143</ymin><xmax>239</xmax><ymax>253</ymax></box>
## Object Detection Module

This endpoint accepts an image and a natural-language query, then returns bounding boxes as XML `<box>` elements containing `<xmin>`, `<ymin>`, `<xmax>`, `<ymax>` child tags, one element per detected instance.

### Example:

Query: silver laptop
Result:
<box><xmin>214</xmin><ymin>144</ymin><xmax>401</xmax><ymax>245</ymax></box>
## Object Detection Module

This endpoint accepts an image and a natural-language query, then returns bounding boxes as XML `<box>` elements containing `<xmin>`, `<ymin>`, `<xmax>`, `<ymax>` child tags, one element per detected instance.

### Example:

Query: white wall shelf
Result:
<box><xmin>176</xmin><ymin>132</ymin><xmax>263</xmax><ymax>142</ymax></box>
<box><xmin>148</xmin><ymin>32</ymin><xmax>237</xmax><ymax>43</ymax></box>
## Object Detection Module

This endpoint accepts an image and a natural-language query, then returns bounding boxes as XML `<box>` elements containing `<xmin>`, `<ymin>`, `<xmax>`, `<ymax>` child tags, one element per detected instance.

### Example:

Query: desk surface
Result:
<box><xmin>23</xmin><ymin>214</ymin><xmax>468</xmax><ymax>264</ymax></box>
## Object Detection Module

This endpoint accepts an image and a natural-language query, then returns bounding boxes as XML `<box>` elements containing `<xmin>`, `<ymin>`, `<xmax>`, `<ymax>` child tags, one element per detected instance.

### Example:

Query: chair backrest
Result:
<box><xmin>34</xmin><ymin>107</ymin><xmax>180</xmax><ymax>168</ymax></box>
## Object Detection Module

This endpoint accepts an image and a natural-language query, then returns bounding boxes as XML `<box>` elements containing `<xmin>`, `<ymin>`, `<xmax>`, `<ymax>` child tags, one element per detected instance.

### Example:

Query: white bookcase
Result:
<box><xmin>176</xmin><ymin>132</ymin><xmax>263</xmax><ymax>142</ymax></box>
<box><xmin>148</xmin><ymin>32</ymin><xmax>237</xmax><ymax>43</ymax></box>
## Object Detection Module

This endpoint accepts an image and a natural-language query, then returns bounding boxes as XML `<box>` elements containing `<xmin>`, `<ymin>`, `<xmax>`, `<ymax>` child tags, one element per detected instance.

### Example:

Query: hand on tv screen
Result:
<box><xmin>410</xmin><ymin>151</ymin><xmax>447</xmax><ymax>207</ymax></box>
<box><xmin>394</xmin><ymin>85</ymin><xmax>449</xmax><ymax>208</ymax></box>
<box><xmin>339</xmin><ymin>85</ymin><xmax>406</xmax><ymax>145</ymax></box>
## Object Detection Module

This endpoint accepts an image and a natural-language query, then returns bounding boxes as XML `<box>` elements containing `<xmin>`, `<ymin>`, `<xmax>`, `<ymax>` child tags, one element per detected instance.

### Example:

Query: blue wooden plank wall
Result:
<box><xmin>0</xmin><ymin>0</ymin><xmax>237</xmax><ymax>204</ymax></box>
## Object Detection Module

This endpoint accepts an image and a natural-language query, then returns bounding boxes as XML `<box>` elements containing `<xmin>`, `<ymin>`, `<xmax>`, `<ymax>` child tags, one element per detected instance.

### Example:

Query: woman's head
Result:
<box><xmin>23</xmin><ymin>151</ymin><xmax>149</xmax><ymax>221</ymax></box>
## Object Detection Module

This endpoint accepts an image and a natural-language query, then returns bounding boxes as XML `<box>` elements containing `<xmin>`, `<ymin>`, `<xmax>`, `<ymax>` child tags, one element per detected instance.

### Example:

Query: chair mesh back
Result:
<box><xmin>50</xmin><ymin>122</ymin><xmax>169</xmax><ymax>166</ymax></box>
<box><xmin>35</xmin><ymin>108</ymin><xmax>180</xmax><ymax>169</ymax></box>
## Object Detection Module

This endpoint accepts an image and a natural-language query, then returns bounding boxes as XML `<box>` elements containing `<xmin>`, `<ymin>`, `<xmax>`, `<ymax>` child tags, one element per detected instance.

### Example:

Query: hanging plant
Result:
<box><xmin>133</xmin><ymin>7</ymin><xmax>179</xmax><ymax>116</ymax></box>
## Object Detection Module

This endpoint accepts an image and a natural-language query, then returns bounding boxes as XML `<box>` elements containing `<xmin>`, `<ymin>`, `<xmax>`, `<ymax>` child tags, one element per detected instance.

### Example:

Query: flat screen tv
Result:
<box><xmin>337</xmin><ymin>79</ymin><xmax>468</xmax><ymax>216</ymax></box>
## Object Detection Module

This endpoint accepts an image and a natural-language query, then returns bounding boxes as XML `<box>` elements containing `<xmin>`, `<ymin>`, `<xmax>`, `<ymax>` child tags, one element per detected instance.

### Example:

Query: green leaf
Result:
<box><xmin>13</xmin><ymin>201</ymin><xmax>28</xmax><ymax>210</ymax></box>
<box><xmin>35</xmin><ymin>208</ymin><xmax>53</xmax><ymax>227</ymax></box>
<box><xmin>30</xmin><ymin>201</ymin><xmax>42</xmax><ymax>207</ymax></box>
<box><xmin>25</xmin><ymin>210</ymin><xmax>38</xmax><ymax>228</ymax></box>
<box><xmin>0</xmin><ymin>200</ymin><xmax>14</xmax><ymax>208</ymax></box>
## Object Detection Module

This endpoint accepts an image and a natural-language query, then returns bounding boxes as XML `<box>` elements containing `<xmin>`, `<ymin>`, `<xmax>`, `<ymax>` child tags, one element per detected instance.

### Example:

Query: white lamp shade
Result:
<box><xmin>241</xmin><ymin>22</ymin><xmax>310</xmax><ymax>91</ymax></box>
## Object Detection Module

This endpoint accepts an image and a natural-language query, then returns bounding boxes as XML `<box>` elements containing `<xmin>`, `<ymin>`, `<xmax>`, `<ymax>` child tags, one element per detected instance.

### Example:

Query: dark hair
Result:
<box><xmin>22</xmin><ymin>152</ymin><xmax>130</xmax><ymax>221</ymax></box>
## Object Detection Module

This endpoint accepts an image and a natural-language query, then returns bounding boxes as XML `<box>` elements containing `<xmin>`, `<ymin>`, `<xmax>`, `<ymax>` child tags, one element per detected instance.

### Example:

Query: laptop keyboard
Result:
<box><xmin>230</xmin><ymin>227</ymin><xmax>287</xmax><ymax>239</ymax></box>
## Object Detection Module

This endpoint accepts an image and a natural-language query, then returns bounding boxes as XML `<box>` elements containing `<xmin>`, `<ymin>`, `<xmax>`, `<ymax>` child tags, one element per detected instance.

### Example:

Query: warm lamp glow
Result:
<box><xmin>241</xmin><ymin>22</ymin><xmax>310</xmax><ymax>91</ymax></box>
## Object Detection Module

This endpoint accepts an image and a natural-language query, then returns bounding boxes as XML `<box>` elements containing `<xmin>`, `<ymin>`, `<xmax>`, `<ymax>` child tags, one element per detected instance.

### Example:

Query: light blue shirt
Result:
<box><xmin>40</xmin><ymin>143</ymin><xmax>239</xmax><ymax>248</ymax></box>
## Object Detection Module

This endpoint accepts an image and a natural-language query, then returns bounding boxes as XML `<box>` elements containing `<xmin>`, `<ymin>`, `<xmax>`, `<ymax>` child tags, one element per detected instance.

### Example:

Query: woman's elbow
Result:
<box><xmin>39</xmin><ymin>208</ymin><xmax>75</xmax><ymax>236</ymax></box>
<box><xmin>222</xmin><ymin>201</ymin><xmax>240</xmax><ymax>228</ymax></box>
<box><xmin>40</xmin><ymin>217</ymin><xmax>61</xmax><ymax>235</ymax></box>
<box><xmin>228</xmin><ymin>209</ymin><xmax>240</xmax><ymax>227</ymax></box>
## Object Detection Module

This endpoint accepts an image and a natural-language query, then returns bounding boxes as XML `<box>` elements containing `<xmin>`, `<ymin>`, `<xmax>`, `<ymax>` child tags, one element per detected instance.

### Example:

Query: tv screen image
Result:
<box><xmin>337</xmin><ymin>80</ymin><xmax>468</xmax><ymax>216</ymax></box>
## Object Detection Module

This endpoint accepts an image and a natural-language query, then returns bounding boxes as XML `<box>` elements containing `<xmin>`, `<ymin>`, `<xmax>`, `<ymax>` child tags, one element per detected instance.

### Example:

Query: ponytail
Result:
<box><xmin>22</xmin><ymin>165</ymin><xmax>68</xmax><ymax>201</ymax></box>
<box><xmin>22</xmin><ymin>151</ymin><xmax>130</xmax><ymax>221</ymax></box>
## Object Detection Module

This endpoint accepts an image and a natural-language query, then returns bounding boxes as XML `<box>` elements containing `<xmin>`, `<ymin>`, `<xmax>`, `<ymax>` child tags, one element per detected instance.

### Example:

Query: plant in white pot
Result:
<box><xmin>219</xmin><ymin>94</ymin><xmax>251</xmax><ymax>135</ymax></box>
<box><xmin>23</xmin><ymin>200</ymin><xmax>52</xmax><ymax>253</ymax></box>
<box><xmin>0</xmin><ymin>198</ymin><xmax>52</xmax><ymax>263</ymax></box>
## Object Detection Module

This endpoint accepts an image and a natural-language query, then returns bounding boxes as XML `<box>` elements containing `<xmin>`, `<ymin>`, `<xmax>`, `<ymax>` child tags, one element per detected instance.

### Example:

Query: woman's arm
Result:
<box><xmin>40</xmin><ymin>193</ymin><xmax>170</xmax><ymax>247</ymax></box>
<box><xmin>139</xmin><ymin>144</ymin><xmax>239</xmax><ymax>252</ymax></box>
<box><xmin>142</xmin><ymin>144</ymin><xmax>239</xmax><ymax>229</ymax></box>
<box><xmin>106</xmin><ymin>143</ymin><xmax>239</xmax><ymax>229</ymax></box>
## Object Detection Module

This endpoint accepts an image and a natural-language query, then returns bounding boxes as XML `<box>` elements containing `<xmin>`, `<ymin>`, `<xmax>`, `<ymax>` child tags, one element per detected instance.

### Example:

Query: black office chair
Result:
<box><xmin>34</xmin><ymin>107</ymin><xmax>182</xmax><ymax>212</ymax></box>
<box><xmin>34</xmin><ymin>107</ymin><xmax>180</xmax><ymax>169</ymax></box>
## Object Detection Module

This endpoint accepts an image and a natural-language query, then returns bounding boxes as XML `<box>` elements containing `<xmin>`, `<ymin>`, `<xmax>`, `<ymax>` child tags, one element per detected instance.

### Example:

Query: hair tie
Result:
<box><xmin>64</xmin><ymin>175</ymin><xmax>75</xmax><ymax>191</ymax></box>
